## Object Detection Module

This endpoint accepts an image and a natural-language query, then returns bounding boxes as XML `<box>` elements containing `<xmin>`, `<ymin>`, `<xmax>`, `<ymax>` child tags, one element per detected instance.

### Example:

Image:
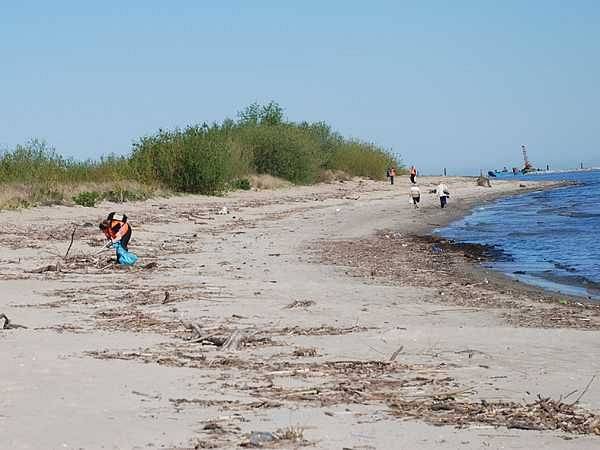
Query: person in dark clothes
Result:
<box><xmin>388</xmin><ymin>167</ymin><xmax>396</xmax><ymax>185</ymax></box>
<box><xmin>409</xmin><ymin>166</ymin><xmax>417</xmax><ymax>184</ymax></box>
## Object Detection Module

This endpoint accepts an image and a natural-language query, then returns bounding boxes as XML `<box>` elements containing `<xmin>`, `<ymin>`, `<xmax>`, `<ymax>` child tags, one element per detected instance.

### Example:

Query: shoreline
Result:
<box><xmin>398</xmin><ymin>179</ymin><xmax>596</xmax><ymax>305</ymax></box>
<box><xmin>424</xmin><ymin>180</ymin><xmax>598</xmax><ymax>304</ymax></box>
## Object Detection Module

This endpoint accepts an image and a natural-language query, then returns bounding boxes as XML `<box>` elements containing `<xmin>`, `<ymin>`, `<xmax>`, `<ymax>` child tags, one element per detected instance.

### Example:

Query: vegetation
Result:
<box><xmin>0</xmin><ymin>103</ymin><xmax>402</xmax><ymax>208</ymax></box>
<box><xmin>73</xmin><ymin>191</ymin><xmax>103</xmax><ymax>207</ymax></box>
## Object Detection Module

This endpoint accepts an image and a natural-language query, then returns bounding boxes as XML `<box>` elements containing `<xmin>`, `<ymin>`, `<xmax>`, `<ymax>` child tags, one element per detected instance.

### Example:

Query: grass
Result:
<box><xmin>0</xmin><ymin>103</ymin><xmax>403</xmax><ymax>209</ymax></box>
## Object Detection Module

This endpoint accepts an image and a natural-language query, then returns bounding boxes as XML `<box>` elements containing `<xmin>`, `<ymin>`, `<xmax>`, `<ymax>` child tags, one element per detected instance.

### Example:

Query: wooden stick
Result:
<box><xmin>64</xmin><ymin>225</ymin><xmax>77</xmax><ymax>259</ymax></box>
<box><xmin>389</xmin><ymin>345</ymin><xmax>404</xmax><ymax>362</ymax></box>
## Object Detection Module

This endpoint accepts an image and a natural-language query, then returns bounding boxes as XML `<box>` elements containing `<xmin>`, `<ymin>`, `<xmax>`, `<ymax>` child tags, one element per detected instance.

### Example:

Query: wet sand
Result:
<box><xmin>0</xmin><ymin>176</ymin><xmax>599</xmax><ymax>449</ymax></box>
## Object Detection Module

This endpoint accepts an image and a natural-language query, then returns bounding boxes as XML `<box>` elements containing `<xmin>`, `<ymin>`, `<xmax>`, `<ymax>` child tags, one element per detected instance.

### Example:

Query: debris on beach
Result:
<box><xmin>240</xmin><ymin>427</ymin><xmax>309</xmax><ymax>448</ymax></box>
<box><xmin>274</xmin><ymin>324</ymin><xmax>371</xmax><ymax>336</ymax></box>
<box><xmin>476</xmin><ymin>176</ymin><xmax>492</xmax><ymax>187</ymax></box>
<box><xmin>182</xmin><ymin>323</ymin><xmax>274</xmax><ymax>349</ymax></box>
<box><xmin>388</xmin><ymin>396</ymin><xmax>600</xmax><ymax>435</ymax></box>
<box><xmin>0</xmin><ymin>313</ymin><xmax>27</xmax><ymax>330</ymax></box>
<box><xmin>292</xmin><ymin>347</ymin><xmax>318</xmax><ymax>357</ymax></box>
<box><xmin>26</xmin><ymin>263</ymin><xmax>61</xmax><ymax>274</ymax></box>
<box><xmin>317</xmin><ymin>231</ymin><xmax>600</xmax><ymax>330</ymax></box>
<box><xmin>285</xmin><ymin>299</ymin><xmax>316</xmax><ymax>309</ymax></box>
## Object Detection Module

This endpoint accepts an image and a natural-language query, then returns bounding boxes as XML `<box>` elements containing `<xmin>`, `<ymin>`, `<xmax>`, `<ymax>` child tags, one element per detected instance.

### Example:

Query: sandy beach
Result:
<box><xmin>1</xmin><ymin>176</ymin><xmax>599</xmax><ymax>449</ymax></box>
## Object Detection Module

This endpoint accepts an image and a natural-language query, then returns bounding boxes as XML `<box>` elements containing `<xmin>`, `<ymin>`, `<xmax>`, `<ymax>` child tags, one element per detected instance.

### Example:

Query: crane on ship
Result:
<box><xmin>521</xmin><ymin>144</ymin><xmax>535</xmax><ymax>173</ymax></box>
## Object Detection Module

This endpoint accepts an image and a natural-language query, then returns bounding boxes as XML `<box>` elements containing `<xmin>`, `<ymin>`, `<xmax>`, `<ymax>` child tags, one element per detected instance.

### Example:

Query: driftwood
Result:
<box><xmin>181</xmin><ymin>323</ymin><xmax>254</xmax><ymax>350</ymax></box>
<box><xmin>26</xmin><ymin>263</ymin><xmax>61</xmax><ymax>274</ymax></box>
<box><xmin>1</xmin><ymin>314</ymin><xmax>27</xmax><ymax>330</ymax></box>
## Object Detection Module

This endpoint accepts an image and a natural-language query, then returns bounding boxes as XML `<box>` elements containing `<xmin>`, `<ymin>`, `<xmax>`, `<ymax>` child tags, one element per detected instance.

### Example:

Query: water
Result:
<box><xmin>438</xmin><ymin>170</ymin><xmax>600</xmax><ymax>300</ymax></box>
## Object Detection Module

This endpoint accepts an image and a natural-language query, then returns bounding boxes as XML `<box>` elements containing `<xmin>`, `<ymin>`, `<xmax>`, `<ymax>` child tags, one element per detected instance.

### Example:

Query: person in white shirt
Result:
<box><xmin>409</xmin><ymin>185</ymin><xmax>421</xmax><ymax>208</ymax></box>
<box><xmin>436</xmin><ymin>182</ymin><xmax>450</xmax><ymax>208</ymax></box>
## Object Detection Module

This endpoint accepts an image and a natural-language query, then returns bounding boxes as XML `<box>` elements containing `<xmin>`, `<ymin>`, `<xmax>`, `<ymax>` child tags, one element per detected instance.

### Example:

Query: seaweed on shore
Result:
<box><xmin>316</xmin><ymin>231</ymin><xmax>600</xmax><ymax>330</ymax></box>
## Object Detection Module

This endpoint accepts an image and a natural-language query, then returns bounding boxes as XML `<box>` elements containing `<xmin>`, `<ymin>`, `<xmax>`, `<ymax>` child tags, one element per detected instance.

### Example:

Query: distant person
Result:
<box><xmin>436</xmin><ymin>182</ymin><xmax>450</xmax><ymax>208</ymax></box>
<box><xmin>409</xmin><ymin>185</ymin><xmax>421</xmax><ymax>208</ymax></box>
<box><xmin>386</xmin><ymin>167</ymin><xmax>396</xmax><ymax>185</ymax></box>
<box><xmin>410</xmin><ymin>166</ymin><xmax>417</xmax><ymax>184</ymax></box>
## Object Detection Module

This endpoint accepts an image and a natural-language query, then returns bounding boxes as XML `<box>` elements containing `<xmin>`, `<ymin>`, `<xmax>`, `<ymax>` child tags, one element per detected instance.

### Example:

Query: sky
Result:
<box><xmin>1</xmin><ymin>1</ymin><xmax>599</xmax><ymax>175</ymax></box>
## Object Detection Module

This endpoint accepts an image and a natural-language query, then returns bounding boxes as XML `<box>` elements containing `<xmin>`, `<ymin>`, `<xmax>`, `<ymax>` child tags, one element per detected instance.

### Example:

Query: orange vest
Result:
<box><xmin>104</xmin><ymin>220</ymin><xmax>129</xmax><ymax>240</ymax></box>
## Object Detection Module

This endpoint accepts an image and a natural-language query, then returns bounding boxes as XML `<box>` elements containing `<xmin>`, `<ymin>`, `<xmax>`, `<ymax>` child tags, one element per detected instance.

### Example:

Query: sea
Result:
<box><xmin>438</xmin><ymin>169</ymin><xmax>600</xmax><ymax>301</ymax></box>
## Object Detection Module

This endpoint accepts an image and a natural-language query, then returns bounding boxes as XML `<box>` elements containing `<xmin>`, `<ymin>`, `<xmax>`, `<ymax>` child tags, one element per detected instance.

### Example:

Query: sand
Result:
<box><xmin>0</xmin><ymin>176</ymin><xmax>599</xmax><ymax>449</ymax></box>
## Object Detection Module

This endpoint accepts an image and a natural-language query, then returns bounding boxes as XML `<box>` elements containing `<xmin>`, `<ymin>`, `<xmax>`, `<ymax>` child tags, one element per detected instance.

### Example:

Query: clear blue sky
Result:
<box><xmin>1</xmin><ymin>1</ymin><xmax>599</xmax><ymax>174</ymax></box>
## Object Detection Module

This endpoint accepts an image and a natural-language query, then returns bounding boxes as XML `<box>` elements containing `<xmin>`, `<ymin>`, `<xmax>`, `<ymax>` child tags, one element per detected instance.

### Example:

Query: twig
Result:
<box><xmin>221</xmin><ymin>329</ymin><xmax>244</xmax><ymax>351</ymax></box>
<box><xmin>570</xmin><ymin>374</ymin><xmax>597</xmax><ymax>405</ymax></box>
<box><xmin>561</xmin><ymin>389</ymin><xmax>579</xmax><ymax>401</ymax></box>
<box><xmin>64</xmin><ymin>225</ymin><xmax>77</xmax><ymax>259</ymax></box>
<box><xmin>365</xmin><ymin>344</ymin><xmax>386</xmax><ymax>357</ymax></box>
<box><xmin>389</xmin><ymin>345</ymin><xmax>404</xmax><ymax>362</ymax></box>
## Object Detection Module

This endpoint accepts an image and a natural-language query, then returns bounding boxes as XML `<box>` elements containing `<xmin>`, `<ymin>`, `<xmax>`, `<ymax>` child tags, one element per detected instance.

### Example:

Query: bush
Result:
<box><xmin>73</xmin><ymin>191</ymin><xmax>103</xmax><ymax>207</ymax></box>
<box><xmin>131</xmin><ymin>126</ymin><xmax>234</xmax><ymax>194</ymax></box>
<box><xmin>1</xmin><ymin>103</ymin><xmax>404</xmax><ymax>208</ymax></box>
<box><xmin>231</xmin><ymin>178</ymin><xmax>251</xmax><ymax>190</ymax></box>
<box><xmin>328</xmin><ymin>141</ymin><xmax>397</xmax><ymax>180</ymax></box>
<box><xmin>241</xmin><ymin>125</ymin><xmax>320</xmax><ymax>184</ymax></box>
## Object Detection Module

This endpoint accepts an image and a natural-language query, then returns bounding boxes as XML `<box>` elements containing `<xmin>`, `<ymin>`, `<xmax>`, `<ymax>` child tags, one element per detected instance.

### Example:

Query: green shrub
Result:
<box><xmin>73</xmin><ymin>191</ymin><xmax>103</xmax><ymax>207</ymax></box>
<box><xmin>231</xmin><ymin>178</ymin><xmax>251</xmax><ymax>190</ymax></box>
<box><xmin>328</xmin><ymin>141</ymin><xmax>397</xmax><ymax>180</ymax></box>
<box><xmin>131</xmin><ymin>126</ymin><xmax>234</xmax><ymax>194</ymax></box>
<box><xmin>241</xmin><ymin>124</ymin><xmax>320</xmax><ymax>184</ymax></box>
<box><xmin>1</xmin><ymin>103</ymin><xmax>403</xmax><ymax>208</ymax></box>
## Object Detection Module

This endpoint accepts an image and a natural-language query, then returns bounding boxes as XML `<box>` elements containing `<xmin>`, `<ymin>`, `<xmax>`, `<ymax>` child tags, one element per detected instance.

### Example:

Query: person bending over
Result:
<box><xmin>410</xmin><ymin>185</ymin><xmax>421</xmax><ymax>208</ymax></box>
<box><xmin>436</xmin><ymin>182</ymin><xmax>450</xmax><ymax>208</ymax></box>
<box><xmin>99</xmin><ymin>212</ymin><xmax>132</xmax><ymax>250</ymax></box>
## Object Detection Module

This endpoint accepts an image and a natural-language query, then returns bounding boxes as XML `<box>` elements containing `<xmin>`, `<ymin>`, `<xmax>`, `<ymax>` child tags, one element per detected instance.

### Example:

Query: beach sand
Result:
<box><xmin>1</xmin><ymin>176</ymin><xmax>599</xmax><ymax>449</ymax></box>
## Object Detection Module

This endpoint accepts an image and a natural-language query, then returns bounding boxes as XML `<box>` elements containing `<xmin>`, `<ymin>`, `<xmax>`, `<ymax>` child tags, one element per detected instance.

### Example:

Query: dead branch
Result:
<box><xmin>64</xmin><ymin>225</ymin><xmax>77</xmax><ymax>259</ymax></box>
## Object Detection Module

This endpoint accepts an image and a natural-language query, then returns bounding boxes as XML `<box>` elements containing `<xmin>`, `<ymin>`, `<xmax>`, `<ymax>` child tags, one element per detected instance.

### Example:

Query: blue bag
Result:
<box><xmin>113</xmin><ymin>242</ymin><xmax>138</xmax><ymax>266</ymax></box>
